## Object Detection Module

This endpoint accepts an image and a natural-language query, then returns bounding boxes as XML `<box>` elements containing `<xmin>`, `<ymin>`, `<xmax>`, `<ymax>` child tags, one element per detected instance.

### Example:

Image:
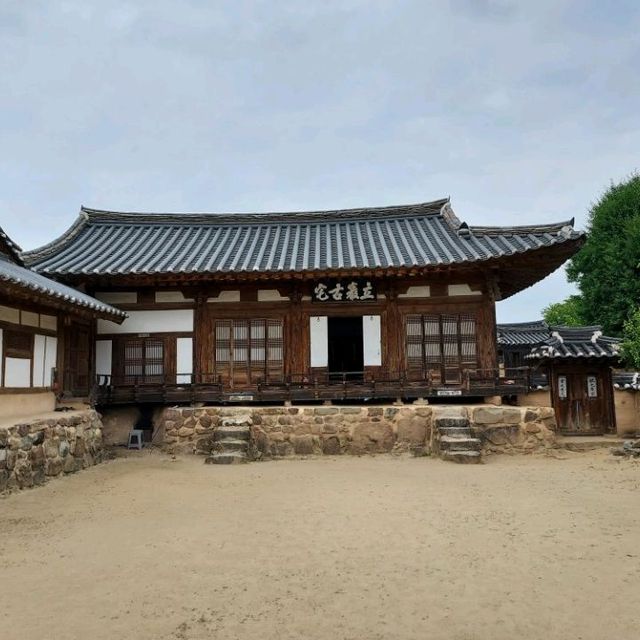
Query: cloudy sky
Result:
<box><xmin>1</xmin><ymin>1</ymin><xmax>638</xmax><ymax>321</ymax></box>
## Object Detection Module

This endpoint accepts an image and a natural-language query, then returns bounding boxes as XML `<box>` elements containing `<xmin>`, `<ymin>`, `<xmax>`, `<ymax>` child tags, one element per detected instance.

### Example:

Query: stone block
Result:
<box><xmin>315</xmin><ymin>407</ymin><xmax>338</xmax><ymax>416</ymax></box>
<box><xmin>63</xmin><ymin>455</ymin><xmax>78</xmax><ymax>474</ymax></box>
<box><xmin>17</xmin><ymin>424</ymin><xmax>31</xmax><ymax>437</ymax></box>
<box><xmin>322</xmin><ymin>436</ymin><xmax>341</xmax><ymax>455</ymax></box>
<box><xmin>199</xmin><ymin>414</ymin><xmax>212</xmax><ymax>428</ymax></box>
<box><xmin>396</xmin><ymin>416</ymin><xmax>427</xmax><ymax>445</ymax></box>
<box><xmin>473</xmin><ymin>407</ymin><xmax>503</xmax><ymax>425</ymax></box>
<box><xmin>45</xmin><ymin>458</ymin><xmax>63</xmax><ymax>476</ymax></box>
<box><xmin>383</xmin><ymin>408</ymin><xmax>399</xmax><ymax>420</ymax></box>
<box><xmin>340</xmin><ymin>407</ymin><xmax>362</xmax><ymax>415</ymax></box>
<box><xmin>73</xmin><ymin>437</ymin><xmax>86</xmax><ymax>457</ymax></box>
<box><xmin>349</xmin><ymin>422</ymin><xmax>395</xmax><ymax>454</ymax></box>
<box><xmin>178</xmin><ymin>426</ymin><xmax>195</xmax><ymax>437</ymax></box>
<box><xmin>292</xmin><ymin>435</ymin><xmax>316</xmax><ymax>455</ymax></box>
<box><xmin>481</xmin><ymin>425</ymin><xmax>521</xmax><ymax>446</ymax></box>
<box><xmin>502</xmin><ymin>408</ymin><xmax>522</xmax><ymax>425</ymax></box>
<box><xmin>30</xmin><ymin>445</ymin><xmax>45</xmax><ymax>467</ymax></box>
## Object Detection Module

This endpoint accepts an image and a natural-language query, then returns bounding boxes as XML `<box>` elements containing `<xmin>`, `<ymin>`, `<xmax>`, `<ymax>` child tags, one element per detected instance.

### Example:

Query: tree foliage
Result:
<box><xmin>542</xmin><ymin>295</ymin><xmax>585</xmax><ymax>327</ymax></box>
<box><xmin>565</xmin><ymin>173</ymin><xmax>640</xmax><ymax>335</ymax></box>
<box><xmin>620</xmin><ymin>308</ymin><xmax>640</xmax><ymax>370</ymax></box>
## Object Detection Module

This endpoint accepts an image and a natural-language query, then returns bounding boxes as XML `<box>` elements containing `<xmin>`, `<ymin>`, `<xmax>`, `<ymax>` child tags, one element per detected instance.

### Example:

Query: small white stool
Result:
<box><xmin>127</xmin><ymin>429</ymin><xmax>144</xmax><ymax>450</ymax></box>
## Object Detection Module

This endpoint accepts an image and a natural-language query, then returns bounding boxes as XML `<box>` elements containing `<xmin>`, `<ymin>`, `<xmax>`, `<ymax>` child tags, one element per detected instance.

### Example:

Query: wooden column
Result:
<box><xmin>287</xmin><ymin>287</ymin><xmax>306</xmax><ymax>377</ymax></box>
<box><xmin>477</xmin><ymin>279</ymin><xmax>499</xmax><ymax>373</ymax></box>
<box><xmin>384</xmin><ymin>282</ymin><xmax>402</xmax><ymax>376</ymax></box>
<box><xmin>193</xmin><ymin>293</ymin><xmax>208</xmax><ymax>383</ymax></box>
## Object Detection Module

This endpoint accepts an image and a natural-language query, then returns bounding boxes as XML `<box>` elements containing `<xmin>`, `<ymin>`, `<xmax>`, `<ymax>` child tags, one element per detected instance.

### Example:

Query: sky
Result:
<box><xmin>1</xmin><ymin>0</ymin><xmax>639</xmax><ymax>322</ymax></box>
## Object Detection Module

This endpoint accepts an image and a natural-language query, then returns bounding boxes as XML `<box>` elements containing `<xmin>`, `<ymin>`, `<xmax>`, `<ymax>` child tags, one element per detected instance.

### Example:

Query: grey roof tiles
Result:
<box><xmin>497</xmin><ymin>321</ymin><xmax>550</xmax><ymax>347</ymax></box>
<box><xmin>527</xmin><ymin>326</ymin><xmax>621</xmax><ymax>361</ymax></box>
<box><xmin>23</xmin><ymin>199</ymin><xmax>584</xmax><ymax>277</ymax></box>
<box><xmin>0</xmin><ymin>253</ymin><xmax>126</xmax><ymax>320</ymax></box>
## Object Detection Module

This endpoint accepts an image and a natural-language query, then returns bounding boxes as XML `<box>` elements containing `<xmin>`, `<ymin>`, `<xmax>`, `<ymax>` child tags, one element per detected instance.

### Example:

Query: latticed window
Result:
<box><xmin>122</xmin><ymin>338</ymin><xmax>164</xmax><ymax>384</ymax></box>
<box><xmin>214</xmin><ymin>319</ymin><xmax>283</xmax><ymax>383</ymax></box>
<box><xmin>405</xmin><ymin>314</ymin><xmax>477</xmax><ymax>384</ymax></box>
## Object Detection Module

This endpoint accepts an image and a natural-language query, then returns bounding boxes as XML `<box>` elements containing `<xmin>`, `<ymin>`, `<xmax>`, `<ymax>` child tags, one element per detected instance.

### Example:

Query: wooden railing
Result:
<box><xmin>93</xmin><ymin>368</ymin><xmax>531</xmax><ymax>405</ymax></box>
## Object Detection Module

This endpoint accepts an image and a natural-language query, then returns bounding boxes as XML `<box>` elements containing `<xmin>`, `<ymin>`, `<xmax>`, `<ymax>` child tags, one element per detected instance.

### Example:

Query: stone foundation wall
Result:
<box><xmin>159</xmin><ymin>404</ymin><xmax>557</xmax><ymax>458</ymax></box>
<box><xmin>0</xmin><ymin>410</ymin><xmax>104</xmax><ymax>494</ymax></box>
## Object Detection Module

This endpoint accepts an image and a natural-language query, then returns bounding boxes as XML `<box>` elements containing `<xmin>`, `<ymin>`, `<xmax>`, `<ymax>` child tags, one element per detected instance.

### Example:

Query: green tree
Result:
<box><xmin>542</xmin><ymin>295</ymin><xmax>585</xmax><ymax>326</ymax></box>
<box><xmin>620</xmin><ymin>307</ymin><xmax>640</xmax><ymax>369</ymax></box>
<box><xmin>566</xmin><ymin>173</ymin><xmax>640</xmax><ymax>335</ymax></box>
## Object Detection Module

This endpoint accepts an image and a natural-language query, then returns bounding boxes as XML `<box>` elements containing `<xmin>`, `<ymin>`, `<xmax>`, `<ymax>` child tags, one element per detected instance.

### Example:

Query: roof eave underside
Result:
<box><xmin>25</xmin><ymin>219</ymin><xmax>584</xmax><ymax>300</ymax></box>
<box><xmin>0</xmin><ymin>259</ymin><xmax>126</xmax><ymax>323</ymax></box>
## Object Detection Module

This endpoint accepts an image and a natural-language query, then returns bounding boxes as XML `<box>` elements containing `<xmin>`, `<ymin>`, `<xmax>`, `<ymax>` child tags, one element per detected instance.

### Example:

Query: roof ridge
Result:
<box><xmin>79</xmin><ymin>198</ymin><xmax>451</xmax><ymax>224</ymax></box>
<box><xmin>470</xmin><ymin>218</ymin><xmax>576</xmax><ymax>235</ymax></box>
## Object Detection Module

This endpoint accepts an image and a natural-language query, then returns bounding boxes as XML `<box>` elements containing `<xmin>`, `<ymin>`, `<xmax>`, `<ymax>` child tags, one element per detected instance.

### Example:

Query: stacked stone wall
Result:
<box><xmin>159</xmin><ymin>404</ymin><xmax>557</xmax><ymax>458</ymax></box>
<box><xmin>0</xmin><ymin>410</ymin><xmax>104</xmax><ymax>494</ymax></box>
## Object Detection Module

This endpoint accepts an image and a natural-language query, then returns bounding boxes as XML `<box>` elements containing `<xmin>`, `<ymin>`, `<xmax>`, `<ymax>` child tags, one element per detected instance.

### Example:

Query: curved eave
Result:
<box><xmin>28</xmin><ymin>230</ymin><xmax>585</xmax><ymax>283</ymax></box>
<box><xmin>0</xmin><ymin>273</ymin><xmax>127</xmax><ymax>324</ymax></box>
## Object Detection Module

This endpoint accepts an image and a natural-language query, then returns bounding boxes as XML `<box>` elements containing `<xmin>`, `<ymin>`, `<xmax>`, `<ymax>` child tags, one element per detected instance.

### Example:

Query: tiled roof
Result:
<box><xmin>497</xmin><ymin>321</ymin><xmax>549</xmax><ymax>347</ymax></box>
<box><xmin>23</xmin><ymin>199</ymin><xmax>584</xmax><ymax>281</ymax></box>
<box><xmin>0</xmin><ymin>253</ymin><xmax>126</xmax><ymax>321</ymax></box>
<box><xmin>0</xmin><ymin>226</ymin><xmax>24</xmax><ymax>264</ymax></box>
<box><xmin>527</xmin><ymin>326</ymin><xmax>621</xmax><ymax>361</ymax></box>
<box><xmin>613</xmin><ymin>371</ymin><xmax>640</xmax><ymax>390</ymax></box>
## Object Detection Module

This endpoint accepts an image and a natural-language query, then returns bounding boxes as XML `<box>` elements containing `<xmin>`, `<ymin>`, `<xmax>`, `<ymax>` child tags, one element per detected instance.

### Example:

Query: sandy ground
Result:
<box><xmin>2</xmin><ymin>451</ymin><xmax>639</xmax><ymax>640</ymax></box>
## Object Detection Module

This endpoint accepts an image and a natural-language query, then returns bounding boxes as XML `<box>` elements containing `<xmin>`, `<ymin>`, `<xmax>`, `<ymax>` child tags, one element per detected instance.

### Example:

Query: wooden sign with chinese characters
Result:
<box><xmin>312</xmin><ymin>279</ymin><xmax>377</xmax><ymax>302</ymax></box>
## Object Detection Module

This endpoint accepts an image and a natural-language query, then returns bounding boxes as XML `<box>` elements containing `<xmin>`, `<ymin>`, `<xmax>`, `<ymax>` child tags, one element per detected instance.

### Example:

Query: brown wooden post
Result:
<box><xmin>384</xmin><ymin>282</ymin><xmax>402</xmax><ymax>378</ymax></box>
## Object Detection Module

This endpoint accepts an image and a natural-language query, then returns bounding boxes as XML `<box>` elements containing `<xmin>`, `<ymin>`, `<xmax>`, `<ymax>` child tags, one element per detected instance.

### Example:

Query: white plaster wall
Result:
<box><xmin>32</xmin><ymin>334</ymin><xmax>46</xmax><ymax>387</ymax></box>
<box><xmin>94</xmin><ymin>291</ymin><xmax>137</xmax><ymax>303</ymax></box>
<box><xmin>21</xmin><ymin>311</ymin><xmax>39</xmax><ymax>327</ymax></box>
<box><xmin>0</xmin><ymin>306</ymin><xmax>58</xmax><ymax>331</ymax></box>
<box><xmin>0</xmin><ymin>328</ymin><xmax>3</xmax><ymax>386</ymax></box>
<box><xmin>5</xmin><ymin>357</ymin><xmax>31</xmax><ymax>387</ymax></box>
<box><xmin>448</xmin><ymin>284</ymin><xmax>481</xmax><ymax>296</ymax></box>
<box><xmin>399</xmin><ymin>286</ymin><xmax>431</xmax><ymax>298</ymax></box>
<box><xmin>96</xmin><ymin>340</ymin><xmax>113</xmax><ymax>377</ymax></box>
<box><xmin>257</xmin><ymin>289</ymin><xmax>288</xmax><ymax>302</ymax></box>
<box><xmin>208</xmin><ymin>290</ymin><xmax>241</xmax><ymax>303</ymax></box>
<box><xmin>40</xmin><ymin>314</ymin><xmax>57</xmax><ymax>331</ymax></box>
<box><xmin>176</xmin><ymin>337</ymin><xmax>193</xmax><ymax>383</ymax></box>
<box><xmin>363</xmin><ymin>315</ymin><xmax>382</xmax><ymax>366</ymax></box>
<box><xmin>44</xmin><ymin>336</ymin><xmax>57</xmax><ymax>387</ymax></box>
<box><xmin>0</xmin><ymin>305</ymin><xmax>19</xmax><ymax>324</ymax></box>
<box><xmin>97</xmin><ymin>309</ymin><xmax>194</xmax><ymax>334</ymax></box>
<box><xmin>310</xmin><ymin>316</ymin><xmax>328</xmax><ymax>367</ymax></box>
<box><xmin>155</xmin><ymin>291</ymin><xmax>186</xmax><ymax>302</ymax></box>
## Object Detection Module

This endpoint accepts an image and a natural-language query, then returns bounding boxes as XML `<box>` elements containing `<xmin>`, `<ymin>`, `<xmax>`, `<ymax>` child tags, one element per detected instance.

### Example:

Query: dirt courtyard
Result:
<box><xmin>2</xmin><ymin>451</ymin><xmax>639</xmax><ymax>640</ymax></box>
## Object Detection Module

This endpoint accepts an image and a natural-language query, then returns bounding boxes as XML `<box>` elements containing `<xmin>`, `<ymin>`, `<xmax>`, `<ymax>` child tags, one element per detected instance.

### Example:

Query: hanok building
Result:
<box><xmin>0</xmin><ymin>226</ymin><xmax>126</xmax><ymax>420</ymax></box>
<box><xmin>23</xmin><ymin>198</ymin><xmax>584</xmax><ymax>406</ymax></box>
<box><xmin>498</xmin><ymin>321</ymin><xmax>625</xmax><ymax>435</ymax></box>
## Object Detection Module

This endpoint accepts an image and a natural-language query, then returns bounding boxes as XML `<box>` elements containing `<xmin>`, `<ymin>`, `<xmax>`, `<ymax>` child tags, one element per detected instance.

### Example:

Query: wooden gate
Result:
<box><xmin>552</xmin><ymin>366</ymin><xmax>615</xmax><ymax>435</ymax></box>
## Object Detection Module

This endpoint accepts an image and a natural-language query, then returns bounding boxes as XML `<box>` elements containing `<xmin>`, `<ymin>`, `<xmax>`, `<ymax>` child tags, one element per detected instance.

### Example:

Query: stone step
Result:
<box><xmin>434</xmin><ymin>417</ymin><xmax>470</xmax><ymax>430</ymax></box>
<box><xmin>438</xmin><ymin>426</ymin><xmax>473</xmax><ymax>438</ymax></box>
<box><xmin>205</xmin><ymin>452</ymin><xmax>248</xmax><ymax>465</ymax></box>
<box><xmin>213</xmin><ymin>426</ymin><xmax>251</xmax><ymax>441</ymax></box>
<box><xmin>212</xmin><ymin>438</ymin><xmax>249</xmax><ymax>453</ymax></box>
<box><xmin>441</xmin><ymin>450</ymin><xmax>482</xmax><ymax>464</ymax></box>
<box><xmin>220</xmin><ymin>415</ymin><xmax>252</xmax><ymax>427</ymax></box>
<box><xmin>440</xmin><ymin>436</ymin><xmax>481</xmax><ymax>452</ymax></box>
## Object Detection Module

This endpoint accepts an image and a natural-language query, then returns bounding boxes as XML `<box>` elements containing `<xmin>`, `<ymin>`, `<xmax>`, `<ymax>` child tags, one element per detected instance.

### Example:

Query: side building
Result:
<box><xmin>0</xmin><ymin>226</ymin><xmax>126</xmax><ymax>420</ymax></box>
<box><xmin>23</xmin><ymin>198</ymin><xmax>584</xmax><ymax>405</ymax></box>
